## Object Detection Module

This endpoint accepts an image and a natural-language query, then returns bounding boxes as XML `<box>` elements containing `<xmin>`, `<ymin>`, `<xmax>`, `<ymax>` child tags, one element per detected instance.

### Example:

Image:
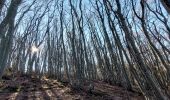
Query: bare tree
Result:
<box><xmin>0</xmin><ymin>0</ymin><xmax>22</xmax><ymax>78</ymax></box>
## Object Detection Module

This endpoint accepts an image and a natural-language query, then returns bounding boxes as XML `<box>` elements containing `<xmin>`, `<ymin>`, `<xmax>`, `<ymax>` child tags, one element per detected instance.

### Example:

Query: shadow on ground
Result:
<box><xmin>0</xmin><ymin>75</ymin><xmax>144</xmax><ymax>100</ymax></box>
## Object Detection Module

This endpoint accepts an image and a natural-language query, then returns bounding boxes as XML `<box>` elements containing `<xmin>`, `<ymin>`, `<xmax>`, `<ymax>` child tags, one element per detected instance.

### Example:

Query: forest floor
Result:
<box><xmin>0</xmin><ymin>75</ymin><xmax>144</xmax><ymax>100</ymax></box>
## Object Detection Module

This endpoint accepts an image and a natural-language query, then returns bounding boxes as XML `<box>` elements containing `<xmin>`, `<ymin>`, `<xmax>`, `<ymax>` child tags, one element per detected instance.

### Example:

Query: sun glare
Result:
<box><xmin>31</xmin><ymin>45</ymin><xmax>39</xmax><ymax>53</ymax></box>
